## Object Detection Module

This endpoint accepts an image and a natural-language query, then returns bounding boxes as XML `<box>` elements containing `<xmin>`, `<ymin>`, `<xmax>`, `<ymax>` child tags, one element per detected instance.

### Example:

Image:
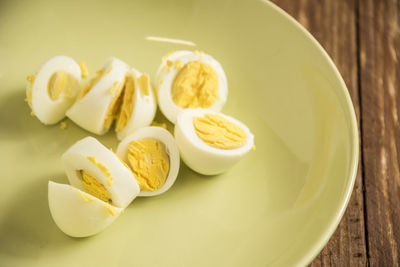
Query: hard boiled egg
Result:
<box><xmin>62</xmin><ymin>136</ymin><xmax>140</xmax><ymax>208</ymax></box>
<box><xmin>48</xmin><ymin>181</ymin><xmax>123</xmax><ymax>237</ymax></box>
<box><xmin>174</xmin><ymin>108</ymin><xmax>254</xmax><ymax>175</ymax></box>
<box><xmin>66</xmin><ymin>57</ymin><xmax>129</xmax><ymax>135</ymax></box>
<box><xmin>155</xmin><ymin>50</ymin><xmax>228</xmax><ymax>124</ymax></box>
<box><xmin>26</xmin><ymin>56</ymin><xmax>82</xmax><ymax>124</ymax></box>
<box><xmin>115</xmin><ymin>68</ymin><xmax>157</xmax><ymax>140</ymax></box>
<box><xmin>116</xmin><ymin>126</ymin><xmax>180</xmax><ymax>197</ymax></box>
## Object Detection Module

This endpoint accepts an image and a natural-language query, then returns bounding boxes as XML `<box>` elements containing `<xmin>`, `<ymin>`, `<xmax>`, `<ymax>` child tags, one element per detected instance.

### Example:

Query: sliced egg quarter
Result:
<box><xmin>116</xmin><ymin>126</ymin><xmax>180</xmax><ymax>197</ymax></box>
<box><xmin>155</xmin><ymin>50</ymin><xmax>228</xmax><ymax>123</ymax></box>
<box><xmin>26</xmin><ymin>56</ymin><xmax>82</xmax><ymax>124</ymax></box>
<box><xmin>115</xmin><ymin>69</ymin><xmax>157</xmax><ymax>140</ymax></box>
<box><xmin>62</xmin><ymin>136</ymin><xmax>140</xmax><ymax>208</ymax></box>
<box><xmin>48</xmin><ymin>181</ymin><xmax>123</xmax><ymax>238</ymax></box>
<box><xmin>174</xmin><ymin>108</ymin><xmax>254</xmax><ymax>175</ymax></box>
<box><xmin>66</xmin><ymin>57</ymin><xmax>129</xmax><ymax>135</ymax></box>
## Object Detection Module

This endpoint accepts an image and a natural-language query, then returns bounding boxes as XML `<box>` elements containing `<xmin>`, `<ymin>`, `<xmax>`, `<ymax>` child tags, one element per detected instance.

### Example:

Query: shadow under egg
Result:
<box><xmin>0</xmin><ymin>175</ymin><xmax>81</xmax><ymax>261</ymax></box>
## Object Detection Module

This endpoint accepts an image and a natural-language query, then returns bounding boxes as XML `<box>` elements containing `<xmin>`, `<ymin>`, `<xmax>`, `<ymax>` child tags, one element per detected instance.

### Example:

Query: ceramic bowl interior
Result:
<box><xmin>0</xmin><ymin>0</ymin><xmax>358</xmax><ymax>266</ymax></box>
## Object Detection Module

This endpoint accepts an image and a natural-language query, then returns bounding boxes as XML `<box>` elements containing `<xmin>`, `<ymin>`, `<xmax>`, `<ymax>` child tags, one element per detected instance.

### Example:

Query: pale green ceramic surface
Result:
<box><xmin>0</xmin><ymin>0</ymin><xmax>358</xmax><ymax>266</ymax></box>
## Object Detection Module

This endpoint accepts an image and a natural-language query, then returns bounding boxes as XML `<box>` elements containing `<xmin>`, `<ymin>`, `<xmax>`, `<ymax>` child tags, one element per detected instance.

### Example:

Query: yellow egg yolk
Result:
<box><xmin>87</xmin><ymin>156</ymin><xmax>113</xmax><ymax>186</ymax></box>
<box><xmin>137</xmin><ymin>74</ymin><xmax>150</xmax><ymax>96</ymax></box>
<box><xmin>115</xmin><ymin>75</ymin><xmax>135</xmax><ymax>132</ymax></box>
<box><xmin>79</xmin><ymin>68</ymin><xmax>105</xmax><ymax>98</ymax></box>
<box><xmin>79</xmin><ymin>62</ymin><xmax>89</xmax><ymax>78</ymax></box>
<box><xmin>79</xmin><ymin>170</ymin><xmax>112</xmax><ymax>203</ymax></box>
<box><xmin>77</xmin><ymin>190</ymin><xmax>94</xmax><ymax>202</ymax></box>
<box><xmin>60</xmin><ymin>121</ymin><xmax>67</xmax><ymax>130</ymax></box>
<box><xmin>104</xmin><ymin>79</ymin><xmax>125</xmax><ymax>131</ymax></box>
<box><xmin>162</xmin><ymin>50</ymin><xmax>176</xmax><ymax>61</ymax></box>
<box><xmin>105</xmin><ymin>205</ymin><xmax>117</xmax><ymax>216</ymax></box>
<box><xmin>47</xmin><ymin>71</ymin><xmax>78</xmax><ymax>100</ymax></box>
<box><xmin>171</xmin><ymin>61</ymin><xmax>219</xmax><ymax>108</ymax></box>
<box><xmin>193</xmin><ymin>114</ymin><xmax>247</xmax><ymax>149</ymax></box>
<box><xmin>127</xmin><ymin>138</ymin><xmax>170</xmax><ymax>192</ymax></box>
<box><xmin>26</xmin><ymin>73</ymin><xmax>35</xmax><ymax>107</ymax></box>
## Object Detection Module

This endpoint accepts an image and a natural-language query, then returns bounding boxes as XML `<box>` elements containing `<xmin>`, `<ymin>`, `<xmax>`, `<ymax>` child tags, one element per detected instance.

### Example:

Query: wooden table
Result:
<box><xmin>270</xmin><ymin>0</ymin><xmax>400</xmax><ymax>266</ymax></box>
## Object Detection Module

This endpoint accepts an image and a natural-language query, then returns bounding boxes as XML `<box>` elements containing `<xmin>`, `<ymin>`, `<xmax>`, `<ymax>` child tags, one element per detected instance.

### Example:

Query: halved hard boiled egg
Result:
<box><xmin>26</xmin><ymin>56</ymin><xmax>82</xmax><ymax>124</ymax></box>
<box><xmin>115</xmin><ymin>68</ymin><xmax>157</xmax><ymax>140</ymax></box>
<box><xmin>66</xmin><ymin>57</ymin><xmax>129</xmax><ymax>135</ymax></box>
<box><xmin>116</xmin><ymin>126</ymin><xmax>180</xmax><ymax>197</ymax></box>
<box><xmin>48</xmin><ymin>181</ymin><xmax>123</xmax><ymax>237</ymax></box>
<box><xmin>62</xmin><ymin>136</ymin><xmax>140</xmax><ymax>208</ymax></box>
<box><xmin>155</xmin><ymin>50</ymin><xmax>228</xmax><ymax>124</ymax></box>
<box><xmin>174</xmin><ymin>108</ymin><xmax>254</xmax><ymax>175</ymax></box>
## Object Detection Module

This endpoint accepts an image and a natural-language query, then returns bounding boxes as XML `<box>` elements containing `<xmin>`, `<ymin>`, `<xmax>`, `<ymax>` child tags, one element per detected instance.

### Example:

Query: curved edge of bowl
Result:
<box><xmin>264</xmin><ymin>1</ymin><xmax>360</xmax><ymax>266</ymax></box>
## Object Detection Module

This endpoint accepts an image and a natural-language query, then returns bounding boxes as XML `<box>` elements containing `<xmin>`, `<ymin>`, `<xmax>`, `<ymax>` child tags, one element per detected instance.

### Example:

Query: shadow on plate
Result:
<box><xmin>0</xmin><ymin>175</ymin><xmax>77</xmax><ymax>259</ymax></box>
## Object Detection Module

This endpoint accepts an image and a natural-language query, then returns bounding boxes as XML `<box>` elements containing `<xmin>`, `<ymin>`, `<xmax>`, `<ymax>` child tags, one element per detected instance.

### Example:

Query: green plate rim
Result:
<box><xmin>264</xmin><ymin>1</ymin><xmax>360</xmax><ymax>265</ymax></box>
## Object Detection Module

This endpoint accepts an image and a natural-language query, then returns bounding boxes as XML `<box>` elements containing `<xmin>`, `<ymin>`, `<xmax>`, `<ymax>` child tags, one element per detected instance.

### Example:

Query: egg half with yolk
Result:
<box><xmin>115</xmin><ymin>68</ymin><xmax>157</xmax><ymax>140</ymax></box>
<box><xmin>62</xmin><ymin>136</ymin><xmax>140</xmax><ymax>208</ymax></box>
<box><xmin>48</xmin><ymin>181</ymin><xmax>123</xmax><ymax>237</ymax></box>
<box><xmin>116</xmin><ymin>126</ymin><xmax>180</xmax><ymax>196</ymax></box>
<box><xmin>155</xmin><ymin>50</ymin><xmax>228</xmax><ymax>124</ymax></box>
<box><xmin>26</xmin><ymin>56</ymin><xmax>82</xmax><ymax>124</ymax></box>
<box><xmin>66</xmin><ymin>57</ymin><xmax>129</xmax><ymax>135</ymax></box>
<box><xmin>174</xmin><ymin>108</ymin><xmax>254</xmax><ymax>175</ymax></box>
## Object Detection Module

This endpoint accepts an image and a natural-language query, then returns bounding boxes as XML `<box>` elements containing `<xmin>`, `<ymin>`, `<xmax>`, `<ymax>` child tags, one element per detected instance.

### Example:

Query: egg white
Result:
<box><xmin>116</xmin><ymin>126</ymin><xmax>180</xmax><ymax>196</ymax></box>
<box><xmin>28</xmin><ymin>56</ymin><xmax>81</xmax><ymax>125</ymax></box>
<box><xmin>174</xmin><ymin>108</ymin><xmax>254</xmax><ymax>175</ymax></box>
<box><xmin>66</xmin><ymin>57</ymin><xmax>129</xmax><ymax>135</ymax></box>
<box><xmin>48</xmin><ymin>181</ymin><xmax>123</xmax><ymax>238</ymax></box>
<box><xmin>62</xmin><ymin>136</ymin><xmax>140</xmax><ymax>208</ymax></box>
<box><xmin>116</xmin><ymin>68</ymin><xmax>157</xmax><ymax>140</ymax></box>
<box><xmin>155</xmin><ymin>50</ymin><xmax>228</xmax><ymax>124</ymax></box>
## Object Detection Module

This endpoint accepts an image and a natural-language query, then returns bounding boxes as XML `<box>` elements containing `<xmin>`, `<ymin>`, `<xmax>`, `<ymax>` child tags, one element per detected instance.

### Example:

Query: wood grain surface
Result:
<box><xmin>271</xmin><ymin>0</ymin><xmax>400</xmax><ymax>266</ymax></box>
<box><xmin>359</xmin><ymin>0</ymin><xmax>400</xmax><ymax>266</ymax></box>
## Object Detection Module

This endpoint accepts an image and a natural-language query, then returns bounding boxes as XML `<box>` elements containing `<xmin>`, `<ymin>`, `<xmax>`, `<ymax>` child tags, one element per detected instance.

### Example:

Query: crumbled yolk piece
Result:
<box><xmin>79</xmin><ymin>62</ymin><xmax>89</xmax><ymax>78</ymax></box>
<box><xmin>27</xmin><ymin>73</ymin><xmax>35</xmax><ymax>84</ymax></box>
<box><xmin>175</xmin><ymin>60</ymin><xmax>183</xmax><ymax>69</ymax></box>
<box><xmin>162</xmin><ymin>50</ymin><xmax>176</xmax><ymax>61</ymax></box>
<box><xmin>60</xmin><ymin>121</ymin><xmax>67</xmax><ymax>130</ymax></box>
<box><xmin>115</xmin><ymin>75</ymin><xmax>135</xmax><ymax>132</ymax></box>
<box><xmin>87</xmin><ymin>156</ymin><xmax>113</xmax><ymax>186</ymax></box>
<box><xmin>105</xmin><ymin>205</ymin><xmax>117</xmax><ymax>216</ymax></box>
<box><xmin>78</xmin><ymin>190</ymin><xmax>94</xmax><ymax>202</ymax></box>
<box><xmin>193</xmin><ymin>114</ymin><xmax>247</xmax><ymax>149</ymax></box>
<box><xmin>137</xmin><ymin>74</ymin><xmax>150</xmax><ymax>96</ymax></box>
<box><xmin>166</xmin><ymin>60</ymin><xmax>174</xmax><ymax>71</ymax></box>
<box><xmin>25</xmin><ymin>73</ymin><xmax>36</xmax><ymax>107</ymax></box>
<box><xmin>26</xmin><ymin>88</ymin><xmax>33</xmax><ymax>107</ymax></box>
<box><xmin>104</xmin><ymin>78</ymin><xmax>125</xmax><ymax>131</ymax></box>
<box><xmin>127</xmin><ymin>138</ymin><xmax>170</xmax><ymax>192</ymax></box>
<box><xmin>171</xmin><ymin>61</ymin><xmax>219</xmax><ymax>108</ymax></box>
<box><xmin>79</xmin><ymin>170</ymin><xmax>112</xmax><ymax>203</ymax></box>
<box><xmin>109</xmin><ymin>81</ymin><xmax>120</xmax><ymax>94</ymax></box>
<box><xmin>79</xmin><ymin>68</ymin><xmax>104</xmax><ymax>98</ymax></box>
<box><xmin>48</xmin><ymin>70</ymin><xmax>78</xmax><ymax>100</ymax></box>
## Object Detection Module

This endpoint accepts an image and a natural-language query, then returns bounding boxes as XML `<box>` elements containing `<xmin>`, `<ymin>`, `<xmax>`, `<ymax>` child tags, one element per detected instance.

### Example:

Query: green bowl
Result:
<box><xmin>0</xmin><ymin>0</ymin><xmax>358</xmax><ymax>266</ymax></box>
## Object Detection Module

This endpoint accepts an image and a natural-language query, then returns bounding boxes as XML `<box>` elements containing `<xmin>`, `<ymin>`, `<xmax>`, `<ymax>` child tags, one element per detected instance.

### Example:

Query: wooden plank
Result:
<box><xmin>359</xmin><ymin>0</ymin><xmax>400</xmax><ymax>266</ymax></box>
<box><xmin>270</xmin><ymin>0</ymin><xmax>367</xmax><ymax>266</ymax></box>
